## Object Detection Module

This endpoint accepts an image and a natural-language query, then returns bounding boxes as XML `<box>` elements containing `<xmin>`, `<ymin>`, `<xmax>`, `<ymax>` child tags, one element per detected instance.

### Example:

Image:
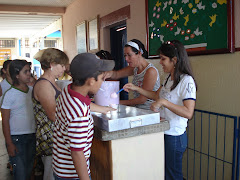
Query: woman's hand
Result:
<box><xmin>123</xmin><ymin>83</ymin><xmax>138</xmax><ymax>92</ymax></box>
<box><xmin>150</xmin><ymin>99</ymin><xmax>166</xmax><ymax>112</ymax></box>
<box><xmin>7</xmin><ymin>142</ymin><xmax>18</xmax><ymax>157</ymax></box>
<box><xmin>104</xmin><ymin>71</ymin><xmax>114</xmax><ymax>80</ymax></box>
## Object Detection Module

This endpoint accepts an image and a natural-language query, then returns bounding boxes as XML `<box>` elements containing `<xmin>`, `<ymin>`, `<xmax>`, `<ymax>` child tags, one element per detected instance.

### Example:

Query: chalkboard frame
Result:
<box><xmin>146</xmin><ymin>0</ymin><xmax>235</xmax><ymax>58</ymax></box>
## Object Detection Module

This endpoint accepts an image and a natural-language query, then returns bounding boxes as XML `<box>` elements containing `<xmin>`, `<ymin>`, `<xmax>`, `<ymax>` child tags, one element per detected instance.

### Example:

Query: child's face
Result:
<box><xmin>159</xmin><ymin>54</ymin><xmax>175</xmax><ymax>74</ymax></box>
<box><xmin>17</xmin><ymin>65</ymin><xmax>31</xmax><ymax>84</ymax></box>
<box><xmin>92</xmin><ymin>73</ymin><xmax>105</xmax><ymax>94</ymax></box>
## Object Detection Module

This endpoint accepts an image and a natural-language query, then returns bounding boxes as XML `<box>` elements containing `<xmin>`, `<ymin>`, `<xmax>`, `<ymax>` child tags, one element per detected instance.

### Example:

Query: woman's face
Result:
<box><xmin>51</xmin><ymin>63</ymin><xmax>66</xmax><ymax>78</ymax></box>
<box><xmin>17</xmin><ymin>65</ymin><xmax>31</xmax><ymax>84</ymax></box>
<box><xmin>159</xmin><ymin>54</ymin><xmax>175</xmax><ymax>74</ymax></box>
<box><xmin>124</xmin><ymin>47</ymin><xmax>140</xmax><ymax>67</ymax></box>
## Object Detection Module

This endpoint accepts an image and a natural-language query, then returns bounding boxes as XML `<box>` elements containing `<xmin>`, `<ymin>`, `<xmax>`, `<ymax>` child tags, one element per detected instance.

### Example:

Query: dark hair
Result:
<box><xmin>124</xmin><ymin>39</ymin><xmax>148</xmax><ymax>58</ymax></box>
<box><xmin>9</xmin><ymin>60</ymin><xmax>31</xmax><ymax>85</ymax></box>
<box><xmin>40</xmin><ymin>48</ymin><xmax>69</xmax><ymax>70</ymax></box>
<box><xmin>3</xmin><ymin>60</ymin><xmax>12</xmax><ymax>70</ymax></box>
<box><xmin>96</xmin><ymin>50</ymin><xmax>113</xmax><ymax>60</ymax></box>
<box><xmin>72</xmin><ymin>71</ymin><xmax>103</xmax><ymax>86</ymax></box>
<box><xmin>0</xmin><ymin>68</ymin><xmax>4</xmax><ymax>78</ymax></box>
<box><xmin>158</xmin><ymin>40</ymin><xmax>197</xmax><ymax>91</ymax></box>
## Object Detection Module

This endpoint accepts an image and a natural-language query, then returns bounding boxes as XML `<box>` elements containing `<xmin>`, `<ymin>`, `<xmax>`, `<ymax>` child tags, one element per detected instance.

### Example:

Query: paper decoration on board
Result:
<box><xmin>197</xmin><ymin>2</ymin><xmax>205</xmax><ymax>10</ymax></box>
<box><xmin>209</xmin><ymin>14</ymin><xmax>217</xmax><ymax>27</ymax></box>
<box><xmin>217</xmin><ymin>0</ymin><xmax>227</xmax><ymax>5</ymax></box>
<box><xmin>163</xmin><ymin>2</ymin><xmax>168</xmax><ymax>10</ymax></box>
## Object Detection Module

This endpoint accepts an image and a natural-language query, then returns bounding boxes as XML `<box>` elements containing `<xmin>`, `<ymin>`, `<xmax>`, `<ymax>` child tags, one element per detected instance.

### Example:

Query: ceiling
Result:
<box><xmin>0</xmin><ymin>0</ymin><xmax>76</xmax><ymax>38</ymax></box>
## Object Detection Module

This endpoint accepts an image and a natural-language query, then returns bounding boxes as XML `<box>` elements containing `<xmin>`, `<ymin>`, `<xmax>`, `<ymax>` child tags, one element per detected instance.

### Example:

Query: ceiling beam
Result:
<box><xmin>0</xmin><ymin>4</ymin><xmax>65</xmax><ymax>15</ymax></box>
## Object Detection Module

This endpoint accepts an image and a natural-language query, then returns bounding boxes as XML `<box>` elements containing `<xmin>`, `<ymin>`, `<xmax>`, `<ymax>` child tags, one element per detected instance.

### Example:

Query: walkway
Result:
<box><xmin>0</xmin><ymin>118</ymin><xmax>12</xmax><ymax>180</ymax></box>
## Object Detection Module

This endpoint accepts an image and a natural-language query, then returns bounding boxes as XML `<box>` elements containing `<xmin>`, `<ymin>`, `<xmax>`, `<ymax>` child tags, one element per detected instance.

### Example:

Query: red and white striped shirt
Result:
<box><xmin>52</xmin><ymin>84</ymin><xmax>94</xmax><ymax>178</ymax></box>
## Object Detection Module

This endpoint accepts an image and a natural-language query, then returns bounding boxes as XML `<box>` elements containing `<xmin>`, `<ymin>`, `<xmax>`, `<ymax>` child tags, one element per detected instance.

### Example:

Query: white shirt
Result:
<box><xmin>1</xmin><ymin>86</ymin><xmax>36</xmax><ymax>135</ymax></box>
<box><xmin>160</xmin><ymin>74</ymin><xmax>196</xmax><ymax>136</ymax></box>
<box><xmin>0</xmin><ymin>79</ymin><xmax>11</xmax><ymax>103</ymax></box>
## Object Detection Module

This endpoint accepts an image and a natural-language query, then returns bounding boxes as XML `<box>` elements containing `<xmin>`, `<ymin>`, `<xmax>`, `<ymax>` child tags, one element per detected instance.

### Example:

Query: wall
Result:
<box><xmin>111</xmin><ymin>133</ymin><xmax>164</xmax><ymax>180</ymax></box>
<box><xmin>63</xmin><ymin>0</ymin><xmax>240</xmax><ymax>117</ymax></box>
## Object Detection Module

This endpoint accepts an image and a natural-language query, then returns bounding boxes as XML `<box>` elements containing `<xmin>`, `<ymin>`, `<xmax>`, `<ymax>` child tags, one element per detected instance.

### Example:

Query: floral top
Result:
<box><xmin>32</xmin><ymin>78</ymin><xmax>61</xmax><ymax>156</ymax></box>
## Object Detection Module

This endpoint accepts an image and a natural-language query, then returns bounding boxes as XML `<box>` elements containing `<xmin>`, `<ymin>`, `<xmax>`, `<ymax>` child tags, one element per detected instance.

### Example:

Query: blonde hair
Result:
<box><xmin>40</xmin><ymin>48</ymin><xmax>69</xmax><ymax>70</ymax></box>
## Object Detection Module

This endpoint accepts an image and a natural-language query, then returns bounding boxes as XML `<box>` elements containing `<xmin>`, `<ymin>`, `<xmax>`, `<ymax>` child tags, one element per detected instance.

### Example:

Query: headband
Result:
<box><xmin>126</xmin><ymin>41</ymin><xmax>144</xmax><ymax>54</ymax></box>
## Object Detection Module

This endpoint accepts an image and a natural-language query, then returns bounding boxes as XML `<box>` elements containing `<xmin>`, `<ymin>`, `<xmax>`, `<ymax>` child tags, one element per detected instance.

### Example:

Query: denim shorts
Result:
<box><xmin>164</xmin><ymin>131</ymin><xmax>187</xmax><ymax>180</ymax></box>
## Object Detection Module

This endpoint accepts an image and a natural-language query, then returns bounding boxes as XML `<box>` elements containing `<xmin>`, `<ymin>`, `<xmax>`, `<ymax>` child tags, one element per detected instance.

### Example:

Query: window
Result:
<box><xmin>0</xmin><ymin>39</ymin><xmax>15</xmax><ymax>48</ymax></box>
<box><xmin>44</xmin><ymin>40</ymin><xmax>57</xmax><ymax>48</ymax></box>
<box><xmin>33</xmin><ymin>41</ymin><xmax>38</xmax><ymax>48</ymax></box>
<box><xmin>25</xmin><ymin>40</ymin><xmax>30</xmax><ymax>47</ymax></box>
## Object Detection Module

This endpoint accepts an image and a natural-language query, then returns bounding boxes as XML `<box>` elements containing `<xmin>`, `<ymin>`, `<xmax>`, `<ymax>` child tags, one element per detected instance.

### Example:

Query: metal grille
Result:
<box><xmin>0</xmin><ymin>39</ymin><xmax>15</xmax><ymax>48</ymax></box>
<box><xmin>44</xmin><ymin>40</ymin><xmax>57</xmax><ymax>48</ymax></box>
<box><xmin>183</xmin><ymin>109</ymin><xmax>238</xmax><ymax>180</ymax></box>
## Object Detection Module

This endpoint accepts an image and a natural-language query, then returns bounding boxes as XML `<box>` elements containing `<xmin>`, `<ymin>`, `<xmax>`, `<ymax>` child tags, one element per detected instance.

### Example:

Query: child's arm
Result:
<box><xmin>1</xmin><ymin>108</ymin><xmax>18</xmax><ymax>156</ymax></box>
<box><xmin>71</xmin><ymin>150</ymin><xmax>90</xmax><ymax>180</ymax></box>
<box><xmin>123</xmin><ymin>83</ymin><xmax>161</xmax><ymax>101</ymax></box>
<box><xmin>90</xmin><ymin>102</ymin><xmax>116</xmax><ymax>114</ymax></box>
<box><xmin>151</xmin><ymin>99</ymin><xmax>195</xmax><ymax>119</ymax></box>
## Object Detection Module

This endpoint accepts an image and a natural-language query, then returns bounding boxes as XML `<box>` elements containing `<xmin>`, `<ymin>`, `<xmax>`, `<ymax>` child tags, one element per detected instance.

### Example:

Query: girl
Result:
<box><xmin>1</xmin><ymin>60</ymin><xmax>36</xmax><ymax>180</ymax></box>
<box><xmin>123</xmin><ymin>40</ymin><xmax>197</xmax><ymax>180</ymax></box>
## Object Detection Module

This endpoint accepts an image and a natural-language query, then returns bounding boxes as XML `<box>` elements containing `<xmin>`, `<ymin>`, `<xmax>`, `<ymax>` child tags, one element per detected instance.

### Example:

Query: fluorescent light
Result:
<box><xmin>116</xmin><ymin>27</ymin><xmax>126</xmax><ymax>32</ymax></box>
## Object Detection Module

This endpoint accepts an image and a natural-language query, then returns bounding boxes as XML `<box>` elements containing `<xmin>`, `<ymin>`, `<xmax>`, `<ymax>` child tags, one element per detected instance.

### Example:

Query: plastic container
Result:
<box><xmin>95</xmin><ymin>81</ymin><xmax>119</xmax><ymax>107</ymax></box>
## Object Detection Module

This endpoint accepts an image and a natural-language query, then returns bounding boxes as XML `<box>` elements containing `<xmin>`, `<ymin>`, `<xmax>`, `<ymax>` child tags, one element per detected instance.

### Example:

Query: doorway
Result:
<box><xmin>110</xmin><ymin>23</ymin><xmax>128</xmax><ymax>100</ymax></box>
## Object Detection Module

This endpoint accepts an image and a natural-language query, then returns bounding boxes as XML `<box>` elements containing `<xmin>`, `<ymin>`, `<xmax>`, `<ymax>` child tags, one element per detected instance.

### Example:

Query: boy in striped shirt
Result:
<box><xmin>52</xmin><ymin>53</ymin><xmax>115</xmax><ymax>180</ymax></box>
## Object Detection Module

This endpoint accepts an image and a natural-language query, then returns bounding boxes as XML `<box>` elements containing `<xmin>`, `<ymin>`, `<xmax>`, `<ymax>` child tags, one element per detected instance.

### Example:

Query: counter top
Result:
<box><xmin>93</xmin><ymin>120</ymin><xmax>169</xmax><ymax>141</ymax></box>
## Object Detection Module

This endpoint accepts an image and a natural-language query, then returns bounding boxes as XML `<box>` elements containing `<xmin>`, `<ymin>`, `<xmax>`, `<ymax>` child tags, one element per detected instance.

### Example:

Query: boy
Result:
<box><xmin>52</xmin><ymin>53</ymin><xmax>115</xmax><ymax>180</ymax></box>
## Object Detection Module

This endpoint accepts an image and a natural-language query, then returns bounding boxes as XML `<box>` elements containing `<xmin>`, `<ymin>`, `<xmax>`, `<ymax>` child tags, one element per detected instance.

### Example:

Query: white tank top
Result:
<box><xmin>132</xmin><ymin>63</ymin><xmax>160</xmax><ymax>110</ymax></box>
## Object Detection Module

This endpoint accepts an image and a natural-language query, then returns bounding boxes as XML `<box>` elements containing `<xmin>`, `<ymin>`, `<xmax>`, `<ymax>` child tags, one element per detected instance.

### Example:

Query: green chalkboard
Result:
<box><xmin>146</xmin><ymin>0</ymin><xmax>234</xmax><ymax>57</ymax></box>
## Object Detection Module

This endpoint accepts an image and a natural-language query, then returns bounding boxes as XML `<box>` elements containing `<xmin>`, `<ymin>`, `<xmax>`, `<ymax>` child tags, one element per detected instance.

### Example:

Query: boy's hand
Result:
<box><xmin>123</xmin><ymin>83</ymin><xmax>138</xmax><ymax>92</ymax></box>
<box><xmin>100</xmin><ymin>106</ymin><xmax>116</xmax><ymax>114</ymax></box>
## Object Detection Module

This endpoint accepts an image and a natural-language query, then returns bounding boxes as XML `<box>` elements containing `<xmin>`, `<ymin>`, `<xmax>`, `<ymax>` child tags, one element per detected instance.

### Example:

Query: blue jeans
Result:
<box><xmin>164</xmin><ymin>132</ymin><xmax>187</xmax><ymax>180</ymax></box>
<box><xmin>9</xmin><ymin>133</ymin><xmax>36</xmax><ymax>180</ymax></box>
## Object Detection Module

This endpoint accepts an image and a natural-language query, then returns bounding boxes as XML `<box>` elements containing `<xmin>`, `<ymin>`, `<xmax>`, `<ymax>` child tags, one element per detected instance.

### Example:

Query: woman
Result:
<box><xmin>32</xmin><ymin>48</ymin><xmax>69</xmax><ymax>180</ymax></box>
<box><xmin>106</xmin><ymin>39</ymin><xmax>160</xmax><ymax>110</ymax></box>
<box><xmin>123</xmin><ymin>40</ymin><xmax>197</xmax><ymax>180</ymax></box>
<box><xmin>1</xmin><ymin>60</ymin><xmax>36</xmax><ymax>180</ymax></box>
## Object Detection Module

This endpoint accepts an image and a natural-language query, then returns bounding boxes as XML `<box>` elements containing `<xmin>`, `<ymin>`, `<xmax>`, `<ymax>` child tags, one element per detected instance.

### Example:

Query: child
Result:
<box><xmin>52</xmin><ymin>53</ymin><xmax>115</xmax><ymax>180</ymax></box>
<box><xmin>0</xmin><ymin>60</ymin><xmax>12</xmax><ymax>97</ymax></box>
<box><xmin>1</xmin><ymin>60</ymin><xmax>36</xmax><ymax>180</ymax></box>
